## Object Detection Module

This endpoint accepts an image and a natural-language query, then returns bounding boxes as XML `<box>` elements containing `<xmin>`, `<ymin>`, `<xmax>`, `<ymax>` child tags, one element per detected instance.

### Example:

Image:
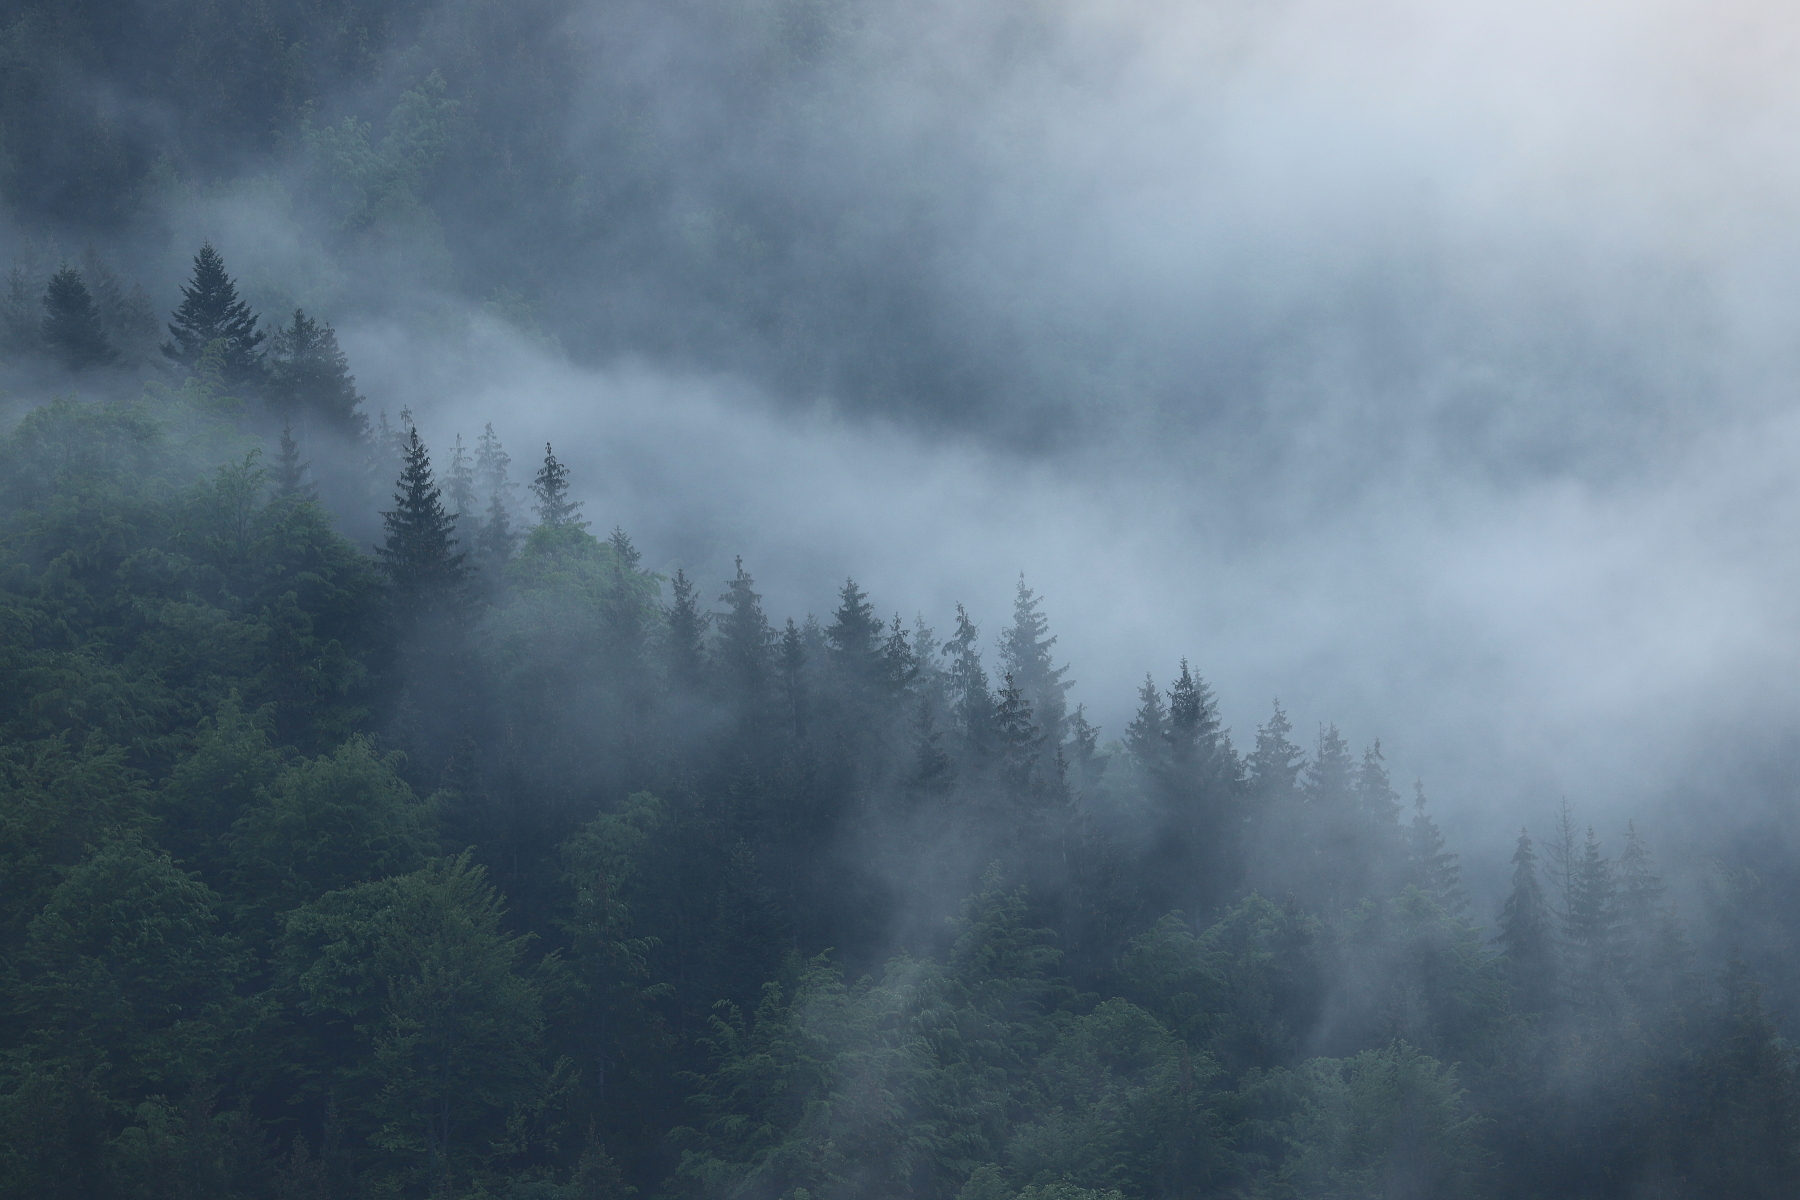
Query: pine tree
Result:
<box><xmin>715</xmin><ymin>557</ymin><xmax>773</xmax><ymax>731</ymax></box>
<box><xmin>826</xmin><ymin>578</ymin><xmax>884</xmax><ymax>693</ymax></box>
<box><xmin>1246</xmin><ymin>701</ymin><xmax>1304</xmax><ymax>797</ymax></box>
<box><xmin>1165</xmin><ymin>659</ymin><xmax>1231</xmax><ymax>790</ymax></box>
<box><xmin>531</xmin><ymin>442</ymin><xmax>585</xmax><ymax>528</ymax></box>
<box><xmin>41</xmin><ymin>267</ymin><xmax>118</xmax><ymax>369</ymax></box>
<box><xmin>665</xmin><ymin>569</ymin><xmax>709</xmax><ymax>693</ymax></box>
<box><xmin>79</xmin><ymin>245</ymin><xmax>155</xmax><ymax>348</ymax></box>
<box><xmin>780</xmin><ymin>618</ymin><xmax>809</xmax><ymax>742</ymax></box>
<box><xmin>1068</xmin><ymin>703</ymin><xmax>1106</xmax><ymax>796</ymax></box>
<box><xmin>473</xmin><ymin>424</ymin><xmax>518</xmax><ymax>576</ymax></box>
<box><xmin>163</xmin><ymin>242</ymin><xmax>265</xmax><ymax>387</ymax></box>
<box><xmin>999</xmin><ymin>577</ymin><xmax>1073</xmax><ymax>750</ymax></box>
<box><xmin>444</xmin><ymin>434</ymin><xmax>477</xmax><ymax>519</ymax></box>
<box><xmin>910</xmin><ymin>697</ymin><xmax>953</xmax><ymax>795</ymax></box>
<box><xmin>1495</xmin><ymin>827</ymin><xmax>1557</xmax><ymax>1013</ymax></box>
<box><xmin>992</xmin><ymin>673</ymin><xmax>1045</xmax><ymax>798</ymax></box>
<box><xmin>1125</xmin><ymin>674</ymin><xmax>1168</xmax><ymax>776</ymax></box>
<box><xmin>1563</xmin><ymin>826</ymin><xmax>1620</xmax><ymax>1015</ymax></box>
<box><xmin>943</xmin><ymin>603</ymin><xmax>994</xmax><ymax>758</ymax></box>
<box><xmin>378</xmin><ymin>427</ymin><xmax>467</xmax><ymax>600</ymax></box>
<box><xmin>272</xmin><ymin>425</ymin><xmax>315</xmax><ymax>499</ymax></box>
<box><xmin>268</xmin><ymin>309</ymin><xmax>364</xmax><ymax>434</ymax></box>
<box><xmin>1408</xmin><ymin>781</ymin><xmax>1466</xmax><ymax>916</ymax></box>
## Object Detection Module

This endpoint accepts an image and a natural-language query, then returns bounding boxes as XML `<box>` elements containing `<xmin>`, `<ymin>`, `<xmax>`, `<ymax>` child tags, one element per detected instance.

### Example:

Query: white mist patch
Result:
<box><xmin>345</xmin><ymin>312</ymin><xmax>1800</xmax><ymax>889</ymax></box>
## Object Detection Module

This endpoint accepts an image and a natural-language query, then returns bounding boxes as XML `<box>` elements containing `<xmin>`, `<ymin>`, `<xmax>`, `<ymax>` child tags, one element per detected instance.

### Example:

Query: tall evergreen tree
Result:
<box><xmin>944</xmin><ymin>603</ymin><xmax>994</xmax><ymax>759</ymax></box>
<box><xmin>1495</xmin><ymin>827</ymin><xmax>1557</xmax><ymax>1013</ymax></box>
<box><xmin>268</xmin><ymin>309</ymin><xmax>364</xmax><ymax>434</ymax></box>
<box><xmin>41</xmin><ymin>267</ymin><xmax>117</xmax><ymax>369</ymax></box>
<box><xmin>825</xmin><ymin>578</ymin><xmax>884</xmax><ymax>698</ymax></box>
<box><xmin>378</xmin><ymin>427</ymin><xmax>467</xmax><ymax>601</ymax></box>
<box><xmin>444</xmin><ymin>434</ymin><xmax>477</xmax><ymax>519</ymax></box>
<box><xmin>162</xmin><ymin>242</ymin><xmax>265</xmax><ymax>387</ymax></box>
<box><xmin>665</xmin><ymin>569</ymin><xmax>709</xmax><ymax>693</ymax></box>
<box><xmin>79</xmin><ymin>245</ymin><xmax>155</xmax><ymax>348</ymax></box>
<box><xmin>715</xmin><ymin>557</ymin><xmax>774</xmax><ymax>736</ymax></box>
<box><xmin>1563</xmin><ymin>826</ymin><xmax>1620</xmax><ymax>1015</ymax></box>
<box><xmin>272</xmin><ymin>425</ymin><xmax>316</xmax><ymax>499</ymax></box>
<box><xmin>1246</xmin><ymin>701</ymin><xmax>1304</xmax><ymax>798</ymax></box>
<box><xmin>1407</xmin><ymin>781</ymin><xmax>1466</xmax><ymax>916</ymax></box>
<box><xmin>531</xmin><ymin>442</ymin><xmax>584</xmax><ymax>528</ymax></box>
<box><xmin>999</xmin><ymin>577</ymin><xmax>1073</xmax><ymax>751</ymax></box>
<box><xmin>1164</xmin><ymin>659</ymin><xmax>1223</xmax><ymax>777</ymax></box>
<box><xmin>473</xmin><ymin>424</ymin><xmax>518</xmax><ymax>577</ymax></box>
<box><xmin>1125</xmin><ymin>674</ymin><xmax>1168</xmax><ymax>777</ymax></box>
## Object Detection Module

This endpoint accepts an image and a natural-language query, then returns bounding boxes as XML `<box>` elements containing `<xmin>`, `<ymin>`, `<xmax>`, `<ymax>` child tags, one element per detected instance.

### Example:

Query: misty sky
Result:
<box><xmin>15</xmin><ymin>0</ymin><xmax>1800</xmax><ymax>887</ymax></box>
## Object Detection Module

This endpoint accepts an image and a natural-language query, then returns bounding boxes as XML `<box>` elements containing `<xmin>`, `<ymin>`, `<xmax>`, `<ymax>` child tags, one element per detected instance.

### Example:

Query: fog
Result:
<box><xmin>13</xmin><ymin>0</ymin><xmax>1800</xmax><ymax>887</ymax></box>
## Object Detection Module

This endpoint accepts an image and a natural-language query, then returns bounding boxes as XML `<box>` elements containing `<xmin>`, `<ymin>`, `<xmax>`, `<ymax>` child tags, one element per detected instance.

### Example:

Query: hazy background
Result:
<box><xmin>8</xmin><ymin>0</ymin><xmax>1800</xmax><ymax>907</ymax></box>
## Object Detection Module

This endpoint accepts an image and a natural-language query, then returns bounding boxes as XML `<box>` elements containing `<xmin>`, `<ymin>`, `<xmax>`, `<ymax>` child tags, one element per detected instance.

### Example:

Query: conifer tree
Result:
<box><xmin>715</xmin><ymin>557</ymin><xmax>773</xmax><ymax>729</ymax></box>
<box><xmin>41</xmin><ymin>267</ymin><xmax>117</xmax><ymax>369</ymax></box>
<box><xmin>531</xmin><ymin>442</ymin><xmax>584</xmax><ymax>528</ymax></box>
<box><xmin>272</xmin><ymin>425</ymin><xmax>315</xmax><ymax>499</ymax></box>
<box><xmin>1495</xmin><ymin>827</ymin><xmax>1557</xmax><ymax>1013</ymax></box>
<box><xmin>268</xmin><ymin>309</ymin><xmax>364</xmax><ymax>434</ymax></box>
<box><xmin>1408</xmin><ymin>781</ymin><xmax>1466</xmax><ymax>916</ymax></box>
<box><xmin>826</xmin><ymin>578</ymin><xmax>884</xmax><ymax>695</ymax></box>
<box><xmin>378</xmin><ymin>427</ymin><xmax>467</xmax><ymax>601</ymax></box>
<box><xmin>79</xmin><ymin>245</ymin><xmax>155</xmax><ymax>348</ymax></box>
<box><xmin>444</xmin><ymin>434</ymin><xmax>477</xmax><ymax>519</ymax></box>
<box><xmin>992</xmin><ymin>673</ymin><xmax>1045</xmax><ymax>798</ymax></box>
<box><xmin>1125</xmin><ymin>674</ymin><xmax>1168</xmax><ymax>775</ymax></box>
<box><xmin>665</xmin><ymin>569</ymin><xmax>709</xmax><ymax>693</ymax></box>
<box><xmin>1164</xmin><ymin>659</ymin><xmax>1223</xmax><ymax>775</ymax></box>
<box><xmin>1246</xmin><ymin>701</ymin><xmax>1304</xmax><ymax>797</ymax></box>
<box><xmin>910</xmin><ymin>698</ymin><xmax>952</xmax><ymax>795</ymax></box>
<box><xmin>944</xmin><ymin>603</ymin><xmax>994</xmax><ymax>758</ymax></box>
<box><xmin>999</xmin><ymin>577</ymin><xmax>1073</xmax><ymax>749</ymax></box>
<box><xmin>473</xmin><ymin>424</ymin><xmax>518</xmax><ymax>576</ymax></box>
<box><xmin>1067</xmin><ymin>704</ymin><xmax>1106</xmax><ymax>796</ymax></box>
<box><xmin>163</xmin><ymin>242</ymin><xmax>265</xmax><ymax>387</ymax></box>
<box><xmin>780</xmin><ymin>618</ymin><xmax>809</xmax><ymax>742</ymax></box>
<box><xmin>1564</xmin><ymin>826</ymin><xmax>1620</xmax><ymax>1015</ymax></box>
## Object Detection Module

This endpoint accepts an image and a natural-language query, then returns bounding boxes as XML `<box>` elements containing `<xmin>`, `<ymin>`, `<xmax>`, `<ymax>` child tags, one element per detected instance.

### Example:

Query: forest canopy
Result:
<box><xmin>0</xmin><ymin>243</ymin><xmax>1795</xmax><ymax>1200</ymax></box>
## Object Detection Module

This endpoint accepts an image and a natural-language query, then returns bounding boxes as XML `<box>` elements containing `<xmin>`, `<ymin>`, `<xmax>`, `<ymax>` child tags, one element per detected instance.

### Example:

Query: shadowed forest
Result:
<box><xmin>1</xmin><ymin>242</ymin><xmax>1797</xmax><ymax>1199</ymax></box>
<box><xmin>7</xmin><ymin>0</ymin><xmax>1800</xmax><ymax>1197</ymax></box>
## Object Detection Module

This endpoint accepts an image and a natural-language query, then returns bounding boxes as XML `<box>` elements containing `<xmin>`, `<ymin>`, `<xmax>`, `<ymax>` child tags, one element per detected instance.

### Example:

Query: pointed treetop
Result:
<box><xmin>163</xmin><ymin>242</ymin><xmax>265</xmax><ymax>387</ymax></box>
<box><xmin>378</xmin><ymin>427</ymin><xmax>467</xmax><ymax>598</ymax></box>
<box><xmin>530</xmin><ymin>442</ymin><xmax>586</xmax><ymax>528</ymax></box>
<box><xmin>41</xmin><ymin>266</ymin><xmax>118</xmax><ymax>370</ymax></box>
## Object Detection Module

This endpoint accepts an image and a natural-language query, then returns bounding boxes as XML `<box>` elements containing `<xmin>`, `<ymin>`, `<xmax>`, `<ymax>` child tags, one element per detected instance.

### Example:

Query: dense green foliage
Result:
<box><xmin>2</xmin><ymin>307</ymin><xmax>1798</xmax><ymax>1198</ymax></box>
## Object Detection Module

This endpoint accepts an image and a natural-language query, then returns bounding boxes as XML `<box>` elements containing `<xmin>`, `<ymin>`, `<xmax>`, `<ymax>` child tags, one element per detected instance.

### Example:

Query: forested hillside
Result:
<box><xmin>1</xmin><ymin>247</ymin><xmax>1796</xmax><ymax>1199</ymax></box>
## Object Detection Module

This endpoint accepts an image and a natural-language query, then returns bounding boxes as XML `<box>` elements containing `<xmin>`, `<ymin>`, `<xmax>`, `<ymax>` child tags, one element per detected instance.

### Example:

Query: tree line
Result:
<box><xmin>0</xmin><ymin>248</ymin><xmax>1796</xmax><ymax>1198</ymax></box>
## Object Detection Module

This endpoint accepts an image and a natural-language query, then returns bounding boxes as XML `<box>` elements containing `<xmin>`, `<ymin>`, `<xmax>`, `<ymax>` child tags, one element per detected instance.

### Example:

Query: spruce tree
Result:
<box><xmin>267</xmin><ymin>308</ymin><xmax>364</xmax><ymax>434</ymax></box>
<box><xmin>943</xmin><ymin>604</ymin><xmax>994</xmax><ymax>759</ymax></box>
<box><xmin>1164</xmin><ymin>659</ymin><xmax>1222</xmax><ymax>775</ymax></box>
<box><xmin>1125</xmin><ymin>674</ymin><xmax>1168</xmax><ymax>775</ymax></box>
<box><xmin>999</xmin><ymin>577</ymin><xmax>1073</xmax><ymax>749</ymax></box>
<box><xmin>79</xmin><ymin>245</ymin><xmax>155</xmax><ymax>348</ymax></box>
<box><xmin>826</xmin><ymin>578</ymin><xmax>884</xmax><ymax>693</ymax></box>
<box><xmin>41</xmin><ymin>267</ymin><xmax>117</xmax><ymax>369</ymax></box>
<box><xmin>444</xmin><ymin>434</ymin><xmax>477</xmax><ymax>519</ymax></box>
<box><xmin>163</xmin><ymin>242</ymin><xmax>265</xmax><ymax>387</ymax></box>
<box><xmin>665</xmin><ymin>569</ymin><xmax>709</xmax><ymax>693</ymax></box>
<box><xmin>715</xmin><ymin>557</ymin><xmax>773</xmax><ymax>731</ymax></box>
<box><xmin>1495</xmin><ymin>827</ymin><xmax>1558</xmax><ymax>1013</ymax></box>
<box><xmin>271</xmin><ymin>425</ymin><xmax>315</xmax><ymax>499</ymax></box>
<box><xmin>1246</xmin><ymin>701</ymin><xmax>1304</xmax><ymax>797</ymax></box>
<box><xmin>473</xmin><ymin>423</ymin><xmax>518</xmax><ymax>576</ymax></box>
<box><xmin>378</xmin><ymin>427</ymin><xmax>467</xmax><ymax>601</ymax></box>
<box><xmin>1563</xmin><ymin>826</ymin><xmax>1620</xmax><ymax>1015</ymax></box>
<box><xmin>1407</xmin><ymin>781</ymin><xmax>1467</xmax><ymax>916</ymax></box>
<box><xmin>780</xmin><ymin>618</ymin><xmax>809</xmax><ymax>742</ymax></box>
<box><xmin>531</xmin><ymin>442</ymin><xmax>584</xmax><ymax>528</ymax></box>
